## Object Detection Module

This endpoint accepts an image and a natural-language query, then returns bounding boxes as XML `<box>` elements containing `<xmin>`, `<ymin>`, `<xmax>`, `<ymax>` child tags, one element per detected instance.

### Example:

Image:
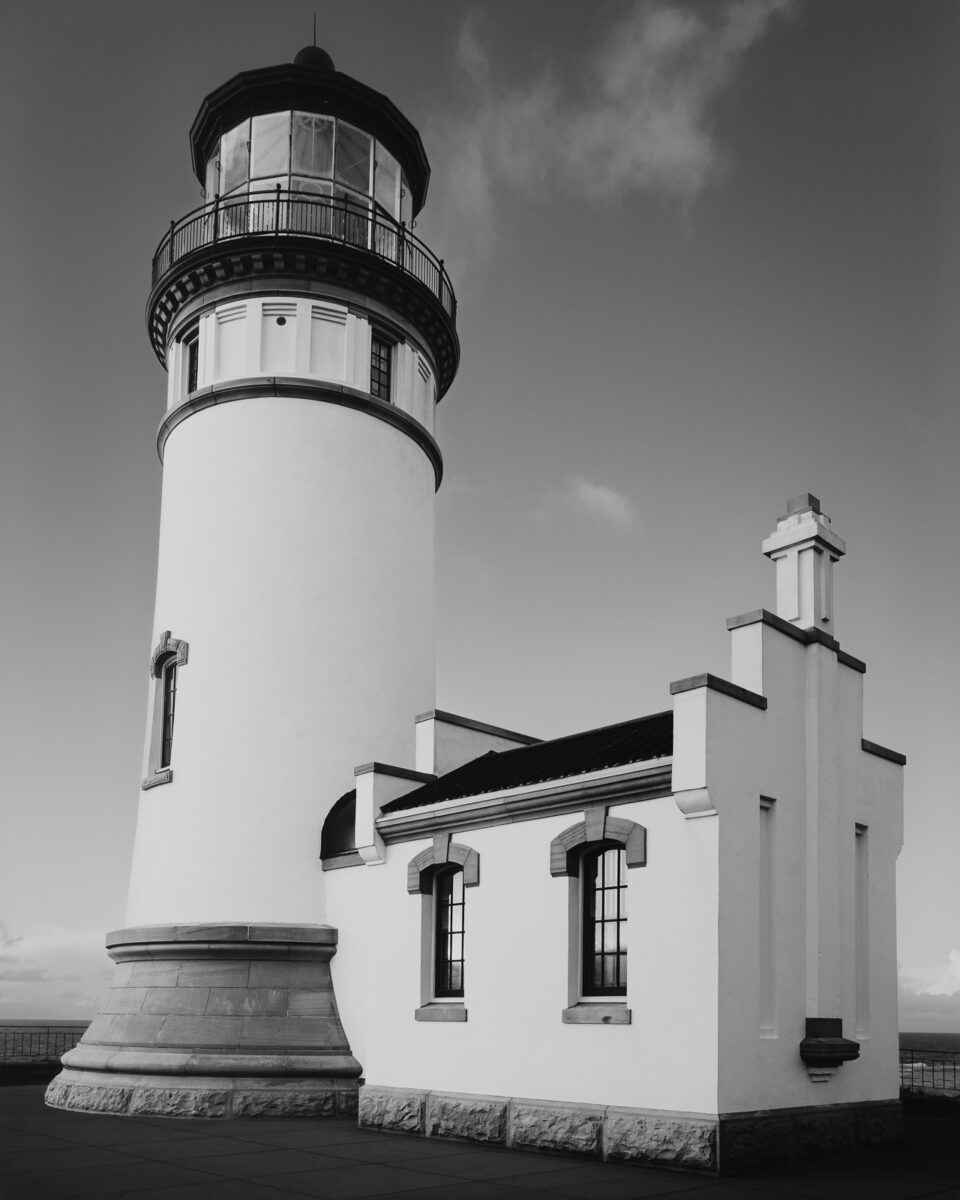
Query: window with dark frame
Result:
<box><xmin>186</xmin><ymin>336</ymin><xmax>199</xmax><ymax>394</ymax></box>
<box><xmin>582</xmin><ymin>845</ymin><xmax>627</xmax><ymax>996</ymax></box>
<box><xmin>370</xmin><ymin>332</ymin><xmax>392</xmax><ymax>401</ymax></box>
<box><xmin>434</xmin><ymin>868</ymin><xmax>465</xmax><ymax>998</ymax></box>
<box><xmin>158</xmin><ymin>653</ymin><xmax>178</xmax><ymax>770</ymax></box>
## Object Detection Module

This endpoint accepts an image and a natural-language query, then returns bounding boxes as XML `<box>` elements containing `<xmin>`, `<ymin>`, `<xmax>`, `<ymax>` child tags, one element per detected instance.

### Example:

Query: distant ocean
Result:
<box><xmin>899</xmin><ymin>1032</ymin><xmax>960</xmax><ymax>1055</ymax></box>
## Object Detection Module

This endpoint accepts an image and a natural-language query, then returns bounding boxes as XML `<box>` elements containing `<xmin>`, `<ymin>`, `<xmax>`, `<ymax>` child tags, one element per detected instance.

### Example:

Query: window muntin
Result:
<box><xmin>370</xmin><ymin>333</ymin><xmax>392</xmax><ymax>401</ymax></box>
<box><xmin>582</xmin><ymin>845</ymin><xmax>627</xmax><ymax>997</ymax></box>
<box><xmin>434</xmin><ymin>869</ymin><xmax>465</xmax><ymax>998</ymax></box>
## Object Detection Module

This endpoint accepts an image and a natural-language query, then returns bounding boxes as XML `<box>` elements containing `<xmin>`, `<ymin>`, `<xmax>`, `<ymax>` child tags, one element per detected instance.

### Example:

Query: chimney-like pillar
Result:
<box><xmin>761</xmin><ymin>494</ymin><xmax>846</xmax><ymax>633</ymax></box>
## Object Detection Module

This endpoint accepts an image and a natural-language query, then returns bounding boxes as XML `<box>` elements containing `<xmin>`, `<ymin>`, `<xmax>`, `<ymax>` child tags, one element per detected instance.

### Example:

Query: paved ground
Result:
<box><xmin>0</xmin><ymin>1085</ymin><xmax>958</xmax><ymax>1200</ymax></box>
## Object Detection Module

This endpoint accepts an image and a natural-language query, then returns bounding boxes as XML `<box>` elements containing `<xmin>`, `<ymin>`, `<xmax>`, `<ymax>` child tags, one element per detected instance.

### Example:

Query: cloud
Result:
<box><xmin>0</xmin><ymin>967</ymin><xmax>48</xmax><ymax>983</ymax></box>
<box><xmin>533</xmin><ymin>476</ymin><xmax>635</xmax><ymax>530</ymax></box>
<box><xmin>0</xmin><ymin>921</ymin><xmax>22</xmax><ymax>949</ymax></box>
<box><xmin>898</xmin><ymin>953</ymin><xmax>960</xmax><ymax>1033</ymax></box>
<box><xmin>424</xmin><ymin>0</ymin><xmax>796</xmax><ymax>261</ymax></box>
<box><xmin>901</xmin><ymin>951</ymin><xmax>960</xmax><ymax>998</ymax></box>
<box><xmin>0</xmin><ymin>923</ymin><xmax>108</xmax><ymax>1019</ymax></box>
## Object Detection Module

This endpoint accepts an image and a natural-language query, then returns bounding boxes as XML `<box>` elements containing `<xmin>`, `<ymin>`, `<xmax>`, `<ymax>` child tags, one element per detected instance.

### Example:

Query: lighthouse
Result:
<box><xmin>47</xmin><ymin>45</ymin><xmax>458</xmax><ymax>1118</ymax></box>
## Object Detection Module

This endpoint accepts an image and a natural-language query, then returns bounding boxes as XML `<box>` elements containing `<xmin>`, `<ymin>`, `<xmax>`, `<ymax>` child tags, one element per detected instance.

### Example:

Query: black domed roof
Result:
<box><xmin>293</xmin><ymin>45</ymin><xmax>335</xmax><ymax>72</ymax></box>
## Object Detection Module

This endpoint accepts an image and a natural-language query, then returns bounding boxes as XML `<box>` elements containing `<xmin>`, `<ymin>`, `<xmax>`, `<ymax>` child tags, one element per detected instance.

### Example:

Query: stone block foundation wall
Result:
<box><xmin>359</xmin><ymin>1086</ymin><xmax>902</xmax><ymax>1174</ymax></box>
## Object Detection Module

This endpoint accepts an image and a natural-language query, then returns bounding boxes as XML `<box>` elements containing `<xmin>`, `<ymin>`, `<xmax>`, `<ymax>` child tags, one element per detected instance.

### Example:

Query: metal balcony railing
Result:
<box><xmin>0</xmin><ymin>1023</ymin><xmax>88</xmax><ymax>1072</ymax></box>
<box><xmin>151</xmin><ymin>188</ymin><xmax>456</xmax><ymax>321</ymax></box>
<box><xmin>900</xmin><ymin>1048</ymin><xmax>960</xmax><ymax>1093</ymax></box>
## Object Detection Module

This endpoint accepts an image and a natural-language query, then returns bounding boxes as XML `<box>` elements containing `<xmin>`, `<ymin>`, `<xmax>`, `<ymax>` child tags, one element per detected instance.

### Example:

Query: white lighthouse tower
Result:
<box><xmin>47</xmin><ymin>45</ymin><xmax>457</xmax><ymax>1118</ymax></box>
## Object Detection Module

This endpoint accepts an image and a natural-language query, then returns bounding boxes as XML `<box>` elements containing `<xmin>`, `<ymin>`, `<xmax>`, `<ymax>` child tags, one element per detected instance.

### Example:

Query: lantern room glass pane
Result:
<box><xmin>374</xmin><ymin>143</ymin><xmax>399</xmax><ymax>216</ymax></box>
<box><xmin>400</xmin><ymin>171</ymin><xmax>413</xmax><ymax>226</ymax></box>
<box><xmin>293</xmin><ymin>112</ymin><xmax>334</xmax><ymax>178</ymax></box>
<box><xmin>221</xmin><ymin>122</ymin><xmax>249</xmax><ymax>195</ymax></box>
<box><xmin>251</xmin><ymin>112</ymin><xmax>290</xmax><ymax>179</ymax></box>
<box><xmin>205</xmin><ymin>153</ymin><xmax>219</xmax><ymax>199</ymax></box>
<box><xmin>335</xmin><ymin>122</ymin><xmax>371</xmax><ymax>193</ymax></box>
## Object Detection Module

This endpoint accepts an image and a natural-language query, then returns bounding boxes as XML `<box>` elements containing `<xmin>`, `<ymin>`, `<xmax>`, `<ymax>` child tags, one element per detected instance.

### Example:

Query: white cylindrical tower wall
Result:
<box><xmin>127</xmin><ymin>387</ymin><xmax>435</xmax><ymax>925</ymax></box>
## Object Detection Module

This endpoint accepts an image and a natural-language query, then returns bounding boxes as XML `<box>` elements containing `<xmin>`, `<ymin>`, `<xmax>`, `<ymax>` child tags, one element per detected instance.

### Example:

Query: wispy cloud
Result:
<box><xmin>901</xmin><ymin>951</ymin><xmax>960</xmax><ymax>998</ymax></box>
<box><xmin>0</xmin><ymin>923</ymin><xmax>108</xmax><ymax>1019</ymax></box>
<box><xmin>425</xmin><ymin>0</ymin><xmax>796</xmax><ymax>262</ymax></box>
<box><xmin>533</xmin><ymin>476</ymin><xmax>635</xmax><ymax>530</ymax></box>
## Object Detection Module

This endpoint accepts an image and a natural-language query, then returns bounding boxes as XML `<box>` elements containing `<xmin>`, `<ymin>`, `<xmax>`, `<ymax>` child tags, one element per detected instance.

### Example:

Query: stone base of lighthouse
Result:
<box><xmin>45</xmin><ymin>924</ymin><xmax>362</xmax><ymax>1119</ymax></box>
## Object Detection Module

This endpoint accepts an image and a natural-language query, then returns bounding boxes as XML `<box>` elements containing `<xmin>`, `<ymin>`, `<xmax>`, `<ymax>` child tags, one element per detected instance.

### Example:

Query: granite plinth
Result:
<box><xmin>45</xmin><ymin>923</ymin><xmax>361</xmax><ymax>1119</ymax></box>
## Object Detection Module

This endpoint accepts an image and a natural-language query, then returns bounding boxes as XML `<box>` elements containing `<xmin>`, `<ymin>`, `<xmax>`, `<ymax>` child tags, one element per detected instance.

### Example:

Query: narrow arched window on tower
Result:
<box><xmin>434</xmin><ymin>867</ymin><xmax>465</xmax><ymax>998</ymax></box>
<box><xmin>581</xmin><ymin>845</ymin><xmax>627</xmax><ymax>996</ymax></box>
<box><xmin>142</xmin><ymin>631</ymin><xmax>188</xmax><ymax>791</ymax></box>
<box><xmin>158</xmin><ymin>653</ymin><xmax>178</xmax><ymax>769</ymax></box>
<box><xmin>370</xmin><ymin>331</ymin><xmax>393</xmax><ymax>402</ymax></box>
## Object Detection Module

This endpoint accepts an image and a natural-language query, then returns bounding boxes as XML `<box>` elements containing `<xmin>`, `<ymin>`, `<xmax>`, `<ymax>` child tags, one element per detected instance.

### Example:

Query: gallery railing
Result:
<box><xmin>151</xmin><ymin>188</ymin><xmax>456</xmax><ymax>321</ymax></box>
<box><xmin>899</xmin><ymin>1049</ymin><xmax>960</xmax><ymax>1093</ymax></box>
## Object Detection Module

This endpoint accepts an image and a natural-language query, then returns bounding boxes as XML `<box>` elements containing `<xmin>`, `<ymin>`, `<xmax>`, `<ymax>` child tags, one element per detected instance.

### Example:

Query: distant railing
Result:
<box><xmin>900</xmin><ymin>1049</ymin><xmax>960</xmax><ymax>1093</ymax></box>
<box><xmin>151</xmin><ymin>188</ymin><xmax>456</xmax><ymax>321</ymax></box>
<box><xmin>0</xmin><ymin>1023</ymin><xmax>87</xmax><ymax>1071</ymax></box>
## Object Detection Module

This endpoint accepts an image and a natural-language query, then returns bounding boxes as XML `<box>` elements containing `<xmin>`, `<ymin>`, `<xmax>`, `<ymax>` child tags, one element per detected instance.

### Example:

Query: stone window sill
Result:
<box><xmin>415</xmin><ymin>1003</ymin><xmax>467</xmax><ymax>1023</ymax></box>
<box><xmin>562</xmin><ymin>1003</ymin><xmax>631</xmax><ymax>1025</ymax></box>
<box><xmin>141</xmin><ymin>769</ymin><xmax>173</xmax><ymax>791</ymax></box>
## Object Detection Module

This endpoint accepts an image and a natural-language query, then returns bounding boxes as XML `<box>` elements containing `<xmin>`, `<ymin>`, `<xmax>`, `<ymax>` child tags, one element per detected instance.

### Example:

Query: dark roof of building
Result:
<box><xmin>381</xmin><ymin>710</ymin><xmax>673</xmax><ymax>814</ymax></box>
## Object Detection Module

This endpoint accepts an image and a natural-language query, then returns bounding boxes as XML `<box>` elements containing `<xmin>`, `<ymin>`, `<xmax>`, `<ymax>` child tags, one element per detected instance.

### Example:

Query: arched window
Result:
<box><xmin>581</xmin><ymin>844</ymin><xmax>628</xmax><ymax>997</ymax></box>
<box><xmin>551</xmin><ymin>811</ymin><xmax>645</xmax><ymax>1024</ymax></box>
<box><xmin>433</xmin><ymin>867</ymin><xmax>465</xmax><ymax>999</ymax></box>
<box><xmin>142</xmin><ymin>631</ymin><xmax>188</xmax><ymax>791</ymax></box>
<box><xmin>408</xmin><ymin>838</ymin><xmax>478</xmax><ymax>1021</ymax></box>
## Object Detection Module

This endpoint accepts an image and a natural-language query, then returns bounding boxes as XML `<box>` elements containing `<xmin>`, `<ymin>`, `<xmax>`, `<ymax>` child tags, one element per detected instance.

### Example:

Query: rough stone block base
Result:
<box><xmin>46</xmin><ymin>1068</ymin><xmax>358</xmax><ymax>1119</ymax></box>
<box><xmin>44</xmin><ymin>923</ymin><xmax>362</xmax><ymax>1119</ymax></box>
<box><xmin>359</xmin><ymin>1086</ymin><xmax>902</xmax><ymax>1174</ymax></box>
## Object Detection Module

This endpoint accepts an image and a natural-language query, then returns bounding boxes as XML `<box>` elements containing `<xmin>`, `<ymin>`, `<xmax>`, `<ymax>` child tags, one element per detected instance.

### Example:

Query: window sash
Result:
<box><xmin>434</xmin><ymin>869</ymin><xmax>464</xmax><ymax>998</ymax></box>
<box><xmin>159</xmin><ymin>658</ymin><xmax>178</xmax><ymax>770</ymax></box>
<box><xmin>582</xmin><ymin>846</ymin><xmax>627</xmax><ymax>996</ymax></box>
<box><xmin>370</xmin><ymin>333</ymin><xmax>392</xmax><ymax>401</ymax></box>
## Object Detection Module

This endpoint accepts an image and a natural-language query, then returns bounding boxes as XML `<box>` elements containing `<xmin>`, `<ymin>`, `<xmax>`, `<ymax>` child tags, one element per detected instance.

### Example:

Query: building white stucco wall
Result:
<box><xmin>325</xmin><ymin>788</ymin><xmax>721</xmax><ymax>1115</ymax></box>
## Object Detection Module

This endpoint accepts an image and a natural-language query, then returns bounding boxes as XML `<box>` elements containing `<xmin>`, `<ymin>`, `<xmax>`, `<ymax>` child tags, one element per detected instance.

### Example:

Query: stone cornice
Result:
<box><xmin>375</xmin><ymin>763</ymin><xmax>672</xmax><ymax>843</ymax></box>
<box><xmin>146</xmin><ymin>237</ymin><xmax>459</xmax><ymax>394</ymax></box>
<box><xmin>669</xmin><ymin>673</ymin><xmax>767</xmax><ymax>710</ymax></box>
<box><xmin>354</xmin><ymin>761</ymin><xmax>435</xmax><ymax>783</ymax></box>
<box><xmin>726</xmin><ymin>609</ymin><xmax>867</xmax><ymax>674</ymax></box>
<box><xmin>157</xmin><ymin>378</ymin><xmax>443</xmax><ymax>488</ymax></box>
<box><xmin>415</xmin><ymin>709</ymin><xmax>541</xmax><ymax>745</ymax></box>
<box><xmin>861</xmin><ymin>738</ymin><xmax>906</xmax><ymax>766</ymax></box>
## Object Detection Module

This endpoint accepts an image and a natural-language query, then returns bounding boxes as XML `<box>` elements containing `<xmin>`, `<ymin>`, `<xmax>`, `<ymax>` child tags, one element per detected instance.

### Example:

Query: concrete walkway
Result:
<box><xmin>1</xmin><ymin>1085</ymin><xmax>957</xmax><ymax>1200</ymax></box>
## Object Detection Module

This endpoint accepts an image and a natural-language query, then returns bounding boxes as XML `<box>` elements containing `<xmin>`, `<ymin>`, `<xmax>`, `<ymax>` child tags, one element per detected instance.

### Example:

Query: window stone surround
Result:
<box><xmin>141</xmin><ymin>631</ymin><xmax>189</xmax><ymax>791</ymax></box>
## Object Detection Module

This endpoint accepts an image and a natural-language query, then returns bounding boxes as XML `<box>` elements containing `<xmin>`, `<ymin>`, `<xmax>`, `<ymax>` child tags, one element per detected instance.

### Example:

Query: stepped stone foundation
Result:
<box><xmin>45</xmin><ymin>924</ymin><xmax>362</xmax><ymax>1119</ymax></box>
<box><xmin>359</xmin><ymin>1086</ymin><xmax>902</xmax><ymax>1174</ymax></box>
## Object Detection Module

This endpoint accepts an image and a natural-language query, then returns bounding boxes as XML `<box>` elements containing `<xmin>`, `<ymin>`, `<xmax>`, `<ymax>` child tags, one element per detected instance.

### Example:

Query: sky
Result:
<box><xmin>1</xmin><ymin>0</ymin><xmax>958</xmax><ymax>1031</ymax></box>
